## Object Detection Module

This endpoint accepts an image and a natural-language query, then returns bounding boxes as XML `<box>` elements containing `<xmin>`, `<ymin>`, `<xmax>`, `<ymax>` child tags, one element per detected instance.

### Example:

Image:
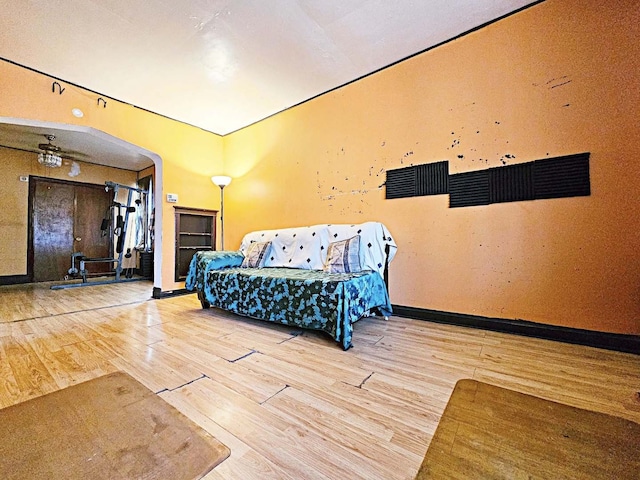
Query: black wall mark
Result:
<box><xmin>499</xmin><ymin>153</ymin><xmax>516</xmax><ymax>165</ymax></box>
<box><xmin>449</xmin><ymin>131</ymin><xmax>461</xmax><ymax>149</ymax></box>
<box><xmin>400</xmin><ymin>150</ymin><xmax>414</xmax><ymax>164</ymax></box>
<box><xmin>533</xmin><ymin>76</ymin><xmax>572</xmax><ymax>89</ymax></box>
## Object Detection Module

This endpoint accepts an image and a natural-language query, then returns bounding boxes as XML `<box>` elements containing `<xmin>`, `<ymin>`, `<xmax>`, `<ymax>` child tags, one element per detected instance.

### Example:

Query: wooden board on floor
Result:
<box><xmin>0</xmin><ymin>371</ymin><xmax>230</xmax><ymax>480</ymax></box>
<box><xmin>415</xmin><ymin>379</ymin><xmax>640</xmax><ymax>479</ymax></box>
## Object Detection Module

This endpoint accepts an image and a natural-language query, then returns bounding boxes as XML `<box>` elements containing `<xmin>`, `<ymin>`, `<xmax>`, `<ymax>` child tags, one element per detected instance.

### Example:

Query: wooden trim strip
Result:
<box><xmin>152</xmin><ymin>287</ymin><xmax>192</xmax><ymax>299</ymax></box>
<box><xmin>392</xmin><ymin>304</ymin><xmax>640</xmax><ymax>355</ymax></box>
<box><xmin>0</xmin><ymin>275</ymin><xmax>30</xmax><ymax>286</ymax></box>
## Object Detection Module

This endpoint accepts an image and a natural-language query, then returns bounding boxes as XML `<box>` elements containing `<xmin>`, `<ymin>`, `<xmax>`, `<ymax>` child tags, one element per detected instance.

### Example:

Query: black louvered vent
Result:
<box><xmin>386</xmin><ymin>161</ymin><xmax>449</xmax><ymax>199</ymax></box>
<box><xmin>385</xmin><ymin>166</ymin><xmax>416</xmax><ymax>199</ymax></box>
<box><xmin>417</xmin><ymin>161</ymin><xmax>449</xmax><ymax>195</ymax></box>
<box><xmin>533</xmin><ymin>153</ymin><xmax>590</xmax><ymax>199</ymax></box>
<box><xmin>449</xmin><ymin>170</ymin><xmax>490</xmax><ymax>208</ymax></box>
<box><xmin>450</xmin><ymin>153</ymin><xmax>589</xmax><ymax>207</ymax></box>
<box><xmin>489</xmin><ymin>163</ymin><xmax>534</xmax><ymax>203</ymax></box>
<box><xmin>387</xmin><ymin>153</ymin><xmax>589</xmax><ymax>207</ymax></box>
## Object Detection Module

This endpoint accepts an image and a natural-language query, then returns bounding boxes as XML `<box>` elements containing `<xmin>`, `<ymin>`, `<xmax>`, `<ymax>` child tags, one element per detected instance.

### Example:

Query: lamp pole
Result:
<box><xmin>211</xmin><ymin>176</ymin><xmax>232</xmax><ymax>251</ymax></box>
<box><xmin>219</xmin><ymin>184</ymin><xmax>226</xmax><ymax>250</ymax></box>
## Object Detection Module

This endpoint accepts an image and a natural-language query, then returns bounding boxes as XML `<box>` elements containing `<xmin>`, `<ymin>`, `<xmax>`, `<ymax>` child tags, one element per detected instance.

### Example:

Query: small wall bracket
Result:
<box><xmin>51</xmin><ymin>81</ymin><xmax>65</xmax><ymax>95</ymax></box>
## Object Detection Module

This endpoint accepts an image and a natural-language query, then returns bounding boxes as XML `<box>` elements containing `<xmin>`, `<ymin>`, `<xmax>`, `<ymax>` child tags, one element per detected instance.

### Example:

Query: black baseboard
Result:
<box><xmin>392</xmin><ymin>305</ymin><xmax>640</xmax><ymax>355</ymax></box>
<box><xmin>0</xmin><ymin>275</ymin><xmax>30</xmax><ymax>286</ymax></box>
<box><xmin>152</xmin><ymin>287</ymin><xmax>193</xmax><ymax>299</ymax></box>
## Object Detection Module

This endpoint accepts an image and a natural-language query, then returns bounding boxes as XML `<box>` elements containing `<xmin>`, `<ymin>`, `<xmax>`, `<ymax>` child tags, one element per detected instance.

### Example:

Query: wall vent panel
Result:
<box><xmin>386</xmin><ymin>161</ymin><xmax>449</xmax><ymax>199</ymax></box>
<box><xmin>386</xmin><ymin>152</ymin><xmax>589</xmax><ymax>206</ymax></box>
<box><xmin>489</xmin><ymin>163</ymin><xmax>534</xmax><ymax>203</ymax></box>
<box><xmin>533</xmin><ymin>153</ymin><xmax>590</xmax><ymax>199</ymax></box>
<box><xmin>416</xmin><ymin>161</ymin><xmax>449</xmax><ymax>195</ymax></box>
<box><xmin>385</xmin><ymin>166</ymin><xmax>416</xmax><ymax>199</ymax></box>
<box><xmin>449</xmin><ymin>170</ymin><xmax>490</xmax><ymax>207</ymax></box>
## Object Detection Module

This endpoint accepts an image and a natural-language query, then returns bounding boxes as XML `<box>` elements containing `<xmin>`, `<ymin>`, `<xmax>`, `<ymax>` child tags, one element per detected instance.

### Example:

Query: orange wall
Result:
<box><xmin>0</xmin><ymin>61</ymin><xmax>225</xmax><ymax>291</ymax></box>
<box><xmin>223</xmin><ymin>0</ymin><xmax>640</xmax><ymax>334</ymax></box>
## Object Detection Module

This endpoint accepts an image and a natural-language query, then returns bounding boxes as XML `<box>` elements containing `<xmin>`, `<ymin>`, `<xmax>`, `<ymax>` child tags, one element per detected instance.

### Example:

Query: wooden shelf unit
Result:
<box><xmin>174</xmin><ymin>207</ymin><xmax>218</xmax><ymax>281</ymax></box>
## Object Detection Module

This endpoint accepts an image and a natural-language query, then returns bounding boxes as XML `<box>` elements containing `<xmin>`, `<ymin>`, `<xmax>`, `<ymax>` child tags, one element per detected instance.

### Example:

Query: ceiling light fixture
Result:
<box><xmin>38</xmin><ymin>134</ymin><xmax>63</xmax><ymax>168</ymax></box>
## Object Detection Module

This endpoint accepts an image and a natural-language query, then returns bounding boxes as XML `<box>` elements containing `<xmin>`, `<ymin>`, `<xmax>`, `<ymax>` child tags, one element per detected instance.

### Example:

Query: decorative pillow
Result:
<box><xmin>327</xmin><ymin>222</ymin><xmax>397</xmax><ymax>276</ymax></box>
<box><xmin>241</xmin><ymin>241</ymin><xmax>271</xmax><ymax>268</ymax></box>
<box><xmin>323</xmin><ymin>236</ymin><xmax>361</xmax><ymax>273</ymax></box>
<box><xmin>239</xmin><ymin>229</ymin><xmax>279</xmax><ymax>256</ymax></box>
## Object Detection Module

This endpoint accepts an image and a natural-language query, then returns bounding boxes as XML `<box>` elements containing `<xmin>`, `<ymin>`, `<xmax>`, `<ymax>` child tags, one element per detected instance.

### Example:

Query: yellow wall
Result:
<box><xmin>223</xmin><ymin>0</ymin><xmax>640</xmax><ymax>335</ymax></box>
<box><xmin>0</xmin><ymin>146</ymin><xmax>137</xmax><ymax>276</ymax></box>
<box><xmin>0</xmin><ymin>61</ymin><xmax>225</xmax><ymax>290</ymax></box>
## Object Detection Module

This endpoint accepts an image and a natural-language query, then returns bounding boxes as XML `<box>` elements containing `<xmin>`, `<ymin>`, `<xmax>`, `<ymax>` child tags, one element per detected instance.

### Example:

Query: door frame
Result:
<box><xmin>27</xmin><ymin>176</ymin><xmax>113</xmax><ymax>282</ymax></box>
<box><xmin>1</xmin><ymin>118</ymin><xmax>162</xmax><ymax>290</ymax></box>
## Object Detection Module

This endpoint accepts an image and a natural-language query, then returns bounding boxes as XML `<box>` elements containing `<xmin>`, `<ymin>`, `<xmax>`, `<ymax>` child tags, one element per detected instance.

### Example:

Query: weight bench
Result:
<box><xmin>69</xmin><ymin>252</ymin><xmax>121</xmax><ymax>283</ymax></box>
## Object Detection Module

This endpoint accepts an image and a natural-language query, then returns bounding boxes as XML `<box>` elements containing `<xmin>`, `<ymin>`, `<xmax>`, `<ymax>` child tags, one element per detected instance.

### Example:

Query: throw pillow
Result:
<box><xmin>241</xmin><ymin>241</ymin><xmax>271</xmax><ymax>268</ymax></box>
<box><xmin>323</xmin><ymin>236</ymin><xmax>361</xmax><ymax>273</ymax></box>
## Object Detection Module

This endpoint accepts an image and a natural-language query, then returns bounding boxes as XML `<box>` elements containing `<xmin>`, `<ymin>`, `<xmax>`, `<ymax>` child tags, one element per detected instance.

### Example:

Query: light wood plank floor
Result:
<box><xmin>1</xmin><ymin>282</ymin><xmax>639</xmax><ymax>479</ymax></box>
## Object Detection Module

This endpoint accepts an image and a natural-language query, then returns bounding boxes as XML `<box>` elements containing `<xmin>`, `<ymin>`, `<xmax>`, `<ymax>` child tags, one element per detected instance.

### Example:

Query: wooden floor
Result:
<box><xmin>0</xmin><ymin>282</ymin><xmax>639</xmax><ymax>479</ymax></box>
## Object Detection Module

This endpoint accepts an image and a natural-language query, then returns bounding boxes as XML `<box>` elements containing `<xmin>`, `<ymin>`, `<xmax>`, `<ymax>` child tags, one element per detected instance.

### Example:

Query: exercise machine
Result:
<box><xmin>51</xmin><ymin>181</ymin><xmax>149</xmax><ymax>290</ymax></box>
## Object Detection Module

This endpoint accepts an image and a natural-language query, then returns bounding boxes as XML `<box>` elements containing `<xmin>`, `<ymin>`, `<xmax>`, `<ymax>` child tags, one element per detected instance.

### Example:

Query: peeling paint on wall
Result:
<box><xmin>316</xmin><ymin>144</ymin><xmax>387</xmax><ymax>208</ymax></box>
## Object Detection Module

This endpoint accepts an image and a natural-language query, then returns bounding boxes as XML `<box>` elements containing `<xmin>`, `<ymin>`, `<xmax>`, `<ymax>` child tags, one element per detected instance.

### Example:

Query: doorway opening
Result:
<box><xmin>0</xmin><ymin>117</ymin><xmax>164</xmax><ymax>290</ymax></box>
<box><xmin>28</xmin><ymin>176</ymin><xmax>113</xmax><ymax>282</ymax></box>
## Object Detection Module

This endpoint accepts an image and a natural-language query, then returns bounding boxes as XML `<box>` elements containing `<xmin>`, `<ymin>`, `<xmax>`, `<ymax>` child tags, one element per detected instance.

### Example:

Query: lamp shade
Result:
<box><xmin>211</xmin><ymin>175</ymin><xmax>232</xmax><ymax>187</ymax></box>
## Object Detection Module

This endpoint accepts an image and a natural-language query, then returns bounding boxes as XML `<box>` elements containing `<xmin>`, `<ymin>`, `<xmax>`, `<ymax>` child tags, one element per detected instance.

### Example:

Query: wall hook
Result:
<box><xmin>52</xmin><ymin>81</ymin><xmax>65</xmax><ymax>94</ymax></box>
<box><xmin>97</xmin><ymin>97</ymin><xmax>107</xmax><ymax>108</ymax></box>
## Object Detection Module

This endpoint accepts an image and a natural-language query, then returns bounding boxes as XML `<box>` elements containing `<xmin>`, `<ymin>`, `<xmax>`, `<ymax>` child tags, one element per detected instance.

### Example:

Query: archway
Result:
<box><xmin>0</xmin><ymin>117</ymin><xmax>164</xmax><ymax>289</ymax></box>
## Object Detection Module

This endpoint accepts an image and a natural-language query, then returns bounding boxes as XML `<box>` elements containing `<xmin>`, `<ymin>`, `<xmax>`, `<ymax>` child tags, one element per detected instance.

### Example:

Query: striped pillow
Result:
<box><xmin>241</xmin><ymin>241</ymin><xmax>271</xmax><ymax>268</ymax></box>
<box><xmin>323</xmin><ymin>236</ymin><xmax>361</xmax><ymax>273</ymax></box>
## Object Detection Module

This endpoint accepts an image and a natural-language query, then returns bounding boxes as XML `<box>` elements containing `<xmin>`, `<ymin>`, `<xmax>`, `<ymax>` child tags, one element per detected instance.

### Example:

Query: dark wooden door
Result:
<box><xmin>31</xmin><ymin>178</ymin><xmax>112</xmax><ymax>282</ymax></box>
<box><xmin>74</xmin><ymin>185</ymin><xmax>112</xmax><ymax>271</ymax></box>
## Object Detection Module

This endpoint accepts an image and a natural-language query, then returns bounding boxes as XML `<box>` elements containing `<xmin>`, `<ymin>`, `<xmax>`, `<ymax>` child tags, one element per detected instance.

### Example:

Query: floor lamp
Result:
<box><xmin>211</xmin><ymin>175</ymin><xmax>232</xmax><ymax>250</ymax></box>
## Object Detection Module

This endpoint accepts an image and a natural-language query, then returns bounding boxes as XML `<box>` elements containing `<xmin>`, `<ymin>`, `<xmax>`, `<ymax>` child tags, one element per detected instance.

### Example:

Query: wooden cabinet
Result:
<box><xmin>174</xmin><ymin>207</ymin><xmax>217</xmax><ymax>281</ymax></box>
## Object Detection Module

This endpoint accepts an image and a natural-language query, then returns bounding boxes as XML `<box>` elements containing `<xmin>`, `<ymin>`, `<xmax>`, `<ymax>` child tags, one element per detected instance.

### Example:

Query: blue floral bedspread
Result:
<box><xmin>185</xmin><ymin>251</ymin><xmax>391</xmax><ymax>350</ymax></box>
<box><xmin>185</xmin><ymin>251</ymin><xmax>244</xmax><ymax>292</ymax></box>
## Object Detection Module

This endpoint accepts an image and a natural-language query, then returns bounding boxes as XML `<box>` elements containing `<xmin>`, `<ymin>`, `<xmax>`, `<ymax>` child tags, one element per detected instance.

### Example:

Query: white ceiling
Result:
<box><xmin>0</xmin><ymin>0</ymin><xmax>537</xmax><ymax>137</ymax></box>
